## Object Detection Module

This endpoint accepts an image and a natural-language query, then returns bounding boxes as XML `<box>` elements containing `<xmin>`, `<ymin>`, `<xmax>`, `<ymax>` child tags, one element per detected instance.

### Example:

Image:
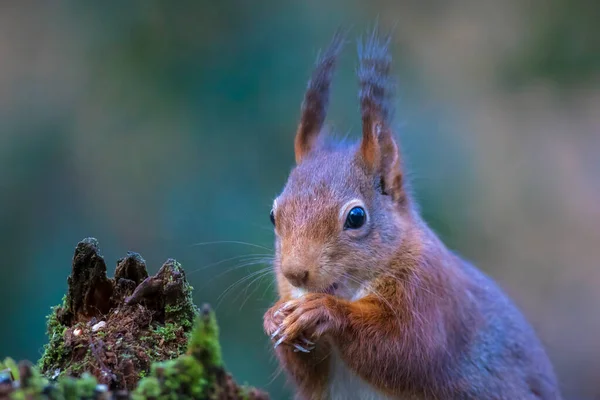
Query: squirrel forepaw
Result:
<box><xmin>266</xmin><ymin>293</ymin><xmax>344</xmax><ymax>352</ymax></box>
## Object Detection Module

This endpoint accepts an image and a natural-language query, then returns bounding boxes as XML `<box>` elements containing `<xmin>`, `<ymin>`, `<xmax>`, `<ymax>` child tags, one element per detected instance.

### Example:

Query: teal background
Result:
<box><xmin>1</xmin><ymin>1</ymin><xmax>599</xmax><ymax>399</ymax></box>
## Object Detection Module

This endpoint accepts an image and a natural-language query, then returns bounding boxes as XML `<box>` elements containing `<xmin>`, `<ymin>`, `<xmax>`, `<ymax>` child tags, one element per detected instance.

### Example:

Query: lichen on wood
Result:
<box><xmin>14</xmin><ymin>237</ymin><xmax>270</xmax><ymax>399</ymax></box>
<box><xmin>38</xmin><ymin>238</ymin><xmax>197</xmax><ymax>389</ymax></box>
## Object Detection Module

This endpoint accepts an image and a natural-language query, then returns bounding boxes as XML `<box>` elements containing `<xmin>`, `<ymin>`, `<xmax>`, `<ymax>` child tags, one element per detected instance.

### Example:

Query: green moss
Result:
<box><xmin>38</xmin><ymin>259</ymin><xmax>199</xmax><ymax>386</ymax></box>
<box><xmin>134</xmin><ymin>355</ymin><xmax>207</xmax><ymax>400</ymax></box>
<box><xmin>187</xmin><ymin>307</ymin><xmax>222</xmax><ymax>368</ymax></box>
<box><xmin>76</xmin><ymin>373</ymin><xmax>97</xmax><ymax>398</ymax></box>
<box><xmin>162</xmin><ymin>260</ymin><xmax>197</xmax><ymax>327</ymax></box>
<box><xmin>17</xmin><ymin>239</ymin><xmax>267</xmax><ymax>398</ymax></box>
<box><xmin>56</xmin><ymin>374</ymin><xmax>97</xmax><ymax>400</ymax></box>
<box><xmin>58</xmin><ymin>376</ymin><xmax>79</xmax><ymax>400</ymax></box>
<box><xmin>131</xmin><ymin>310</ymin><xmax>223</xmax><ymax>400</ymax></box>
<box><xmin>153</xmin><ymin>323</ymin><xmax>180</xmax><ymax>342</ymax></box>
<box><xmin>38</xmin><ymin>299</ymin><xmax>69</xmax><ymax>374</ymax></box>
<box><xmin>239</xmin><ymin>387</ymin><xmax>253</xmax><ymax>400</ymax></box>
<box><xmin>4</xmin><ymin>306</ymin><xmax>267</xmax><ymax>399</ymax></box>
<box><xmin>1</xmin><ymin>357</ymin><xmax>19</xmax><ymax>381</ymax></box>
<box><xmin>38</xmin><ymin>313</ymin><xmax>91</xmax><ymax>379</ymax></box>
<box><xmin>24</xmin><ymin>365</ymin><xmax>48</xmax><ymax>392</ymax></box>
<box><xmin>9</xmin><ymin>390</ymin><xmax>25</xmax><ymax>400</ymax></box>
<box><xmin>132</xmin><ymin>376</ymin><xmax>161</xmax><ymax>399</ymax></box>
<box><xmin>10</xmin><ymin>362</ymin><xmax>48</xmax><ymax>400</ymax></box>
<box><xmin>165</xmin><ymin>304</ymin><xmax>193</xmax><ymax>329</ymax></box>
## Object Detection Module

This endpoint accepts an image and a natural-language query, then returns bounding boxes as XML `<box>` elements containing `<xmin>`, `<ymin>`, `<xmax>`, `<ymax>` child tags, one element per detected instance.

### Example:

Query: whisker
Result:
<box><xmin>216</xmin><ymin>267</ymin><xmax>274</xmax><ymax>309</ymax></box>
<box><xmin>243</xmin><ymin>221</ymin><xmax>276</xmax><ymax>233</ymax></box>
<box><xmin>217</xmin><ymin>263</ymin><xmax>273</xmax><ymax>295</ymax></box>
<box><xmin>189</xmin><ymin>240</ymin><xmax>272</xmax><ymax>251</ymax></box>
<box><xmin>216</xmin><ymin>268</ymin><xmax>271</xmax><ymax>306</ymax></box>
<box><xmin>190</xmin><ymin>253</ymin><xmax>273</xmax><ymax>274</ymax></box>
<box><xmin>266</xmin><ymin>363</ymin><xmax>285</xmax><ymax>386</ymax></box>
<box><xmin>233</xmin><ymin>265</ymin><xmax>273</xmax><ymax>302</ymax></box>
<box><xmin>236</xmin><ymin>272</ymin><xmax>272</xmax><ymax>310</ymax></box>
<box><xmin>198</xmin><ymin>258</ymin><xmax>273</xmax><ymax>290</ymax></box>
<box><xmin>261</xmin><ymin>279</ymin><xmax>277</xmax><ymax>300</ymax></box>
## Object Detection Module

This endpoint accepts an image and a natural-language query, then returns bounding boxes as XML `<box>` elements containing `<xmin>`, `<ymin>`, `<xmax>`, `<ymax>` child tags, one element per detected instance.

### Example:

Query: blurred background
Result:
<box><xmin>0</xmin><ymin>1</ymin><xmax>599</xmax><ymax>399</ymax></box>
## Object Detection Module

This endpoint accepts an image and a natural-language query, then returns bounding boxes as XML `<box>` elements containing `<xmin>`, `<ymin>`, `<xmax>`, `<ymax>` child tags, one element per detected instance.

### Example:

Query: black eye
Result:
<box><xmin>270</xmin><ymin>209</ymin><xmax>276</xmax><ymax>226</ymax></box>
<box><xmin>344</xmin><ymin>207</ymin><xmax>366</xmax><ymax>230</ymax></box>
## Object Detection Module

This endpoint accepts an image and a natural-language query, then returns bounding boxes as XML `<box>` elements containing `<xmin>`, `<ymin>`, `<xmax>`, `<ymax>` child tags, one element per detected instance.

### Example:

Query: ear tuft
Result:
<box><xmin>357</xmin><ymin>28</ymin><xmax>406</xmax><ymax>204</ymax></box>
<box><xmin>294</xmin><ymin>30</ymin><xmax>346</xmax><ymax>164</ymax></box>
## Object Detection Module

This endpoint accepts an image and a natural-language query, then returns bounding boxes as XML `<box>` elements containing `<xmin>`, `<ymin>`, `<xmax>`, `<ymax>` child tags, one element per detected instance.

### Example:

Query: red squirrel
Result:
<box><xmin>263</xmin><ymin>30</ymin><xmax>561</xmax><ymax>400</ymax></box>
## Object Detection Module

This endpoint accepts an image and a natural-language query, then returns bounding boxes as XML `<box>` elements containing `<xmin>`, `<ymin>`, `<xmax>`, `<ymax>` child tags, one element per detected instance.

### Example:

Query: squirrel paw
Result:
<box><xmin>265</xmin><ymin>293</ymin><xmax>341</xmax><ymax>352</ymax></box>
<box><xmin>266</xmin><ymin>300</ymin><xmax>307</xmax><ymax>351</ymax></box>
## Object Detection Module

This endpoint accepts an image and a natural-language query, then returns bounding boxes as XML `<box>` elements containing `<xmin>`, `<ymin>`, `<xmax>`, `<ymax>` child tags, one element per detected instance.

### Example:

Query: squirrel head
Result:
<box><xmin>271</xmin><ymin>31</ymin><xmax>412</xmax><ymax>299</ymax></box>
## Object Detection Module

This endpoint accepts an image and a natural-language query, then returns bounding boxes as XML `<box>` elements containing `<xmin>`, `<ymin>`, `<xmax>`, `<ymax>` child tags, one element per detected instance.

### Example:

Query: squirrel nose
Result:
<box><xmin>283</xmin><ymin>268</ymin><xmax>309</xmax><ymax>287</ymax></box>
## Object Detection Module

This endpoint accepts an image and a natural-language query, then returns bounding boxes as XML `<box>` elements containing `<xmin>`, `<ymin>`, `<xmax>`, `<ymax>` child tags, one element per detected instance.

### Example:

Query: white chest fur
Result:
<box><xmin>326</xmin><ymin>348</ymin><xmax>395</xmax><ymax>400</ymax></box>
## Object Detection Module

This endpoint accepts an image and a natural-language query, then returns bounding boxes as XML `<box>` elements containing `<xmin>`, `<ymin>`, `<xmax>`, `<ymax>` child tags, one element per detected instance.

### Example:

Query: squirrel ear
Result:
<box><xmin>357</xmin><ymin>30</ymin><xmax>406</xmax><ymax>204</ymax></box>
<box><xmin>294</xmin><ymin>31</ymin><xmax>345</xmax><ymax>164</ymax></box>
<box><xmin>375</xmin><ymin>124</ymin><xmax>404</xmax><ymax>203</ymax></box>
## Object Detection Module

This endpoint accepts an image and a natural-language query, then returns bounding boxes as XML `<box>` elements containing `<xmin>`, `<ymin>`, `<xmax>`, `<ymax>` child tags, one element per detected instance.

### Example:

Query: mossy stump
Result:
<box><xmin>15</xmin><ymin>237</ymin><xmax>270</xmax><ymax>399</ymax></box>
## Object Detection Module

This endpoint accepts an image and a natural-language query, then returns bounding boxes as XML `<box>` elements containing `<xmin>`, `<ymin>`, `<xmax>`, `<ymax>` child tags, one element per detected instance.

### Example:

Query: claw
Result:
<box><xmin>270</xmin><ymin>327</ymin><xmax>281</xmax><ymax>339</ymax></box>
<box><xmin>274</xmin><ymin>310</ymin><xmax>282</xmax><ymax>317</ymax></box>
<box><xmin>274</xmin><ymin>335</ymin><xmax>287</xmax><ymax>349</ymax></box>
<box><xmin>293</xmin><ymin>347</ymin><xmax>312</xmax><ymax>353</ymax></box>
<box><xmin>293</xmin><ymin>344</ymin><xmax>311</xmax><ymax>353</ymax></box>
<box><xmin>300</xmin><ymin>336</ymin><xmax>315</xmax><ymax>345</ymax></box>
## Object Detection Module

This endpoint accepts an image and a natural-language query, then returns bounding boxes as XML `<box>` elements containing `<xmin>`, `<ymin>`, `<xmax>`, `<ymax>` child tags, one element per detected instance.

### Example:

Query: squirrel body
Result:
<box><xmin>263</xmin><ymin>31</ymin><xmax>561</xmax><ymax>400</ymax></box>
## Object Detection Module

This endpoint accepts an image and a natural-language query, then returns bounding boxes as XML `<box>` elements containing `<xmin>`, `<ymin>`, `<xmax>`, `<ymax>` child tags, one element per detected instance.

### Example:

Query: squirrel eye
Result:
<box><xmin>270</xmin><ymin>209</ymin><xmax>276</xmax><ymax>226</ymax></box>
<box><xmin>344</xmin><ymin>207</ymin><xmax>366</xmax><ymax>230</ymax></box>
